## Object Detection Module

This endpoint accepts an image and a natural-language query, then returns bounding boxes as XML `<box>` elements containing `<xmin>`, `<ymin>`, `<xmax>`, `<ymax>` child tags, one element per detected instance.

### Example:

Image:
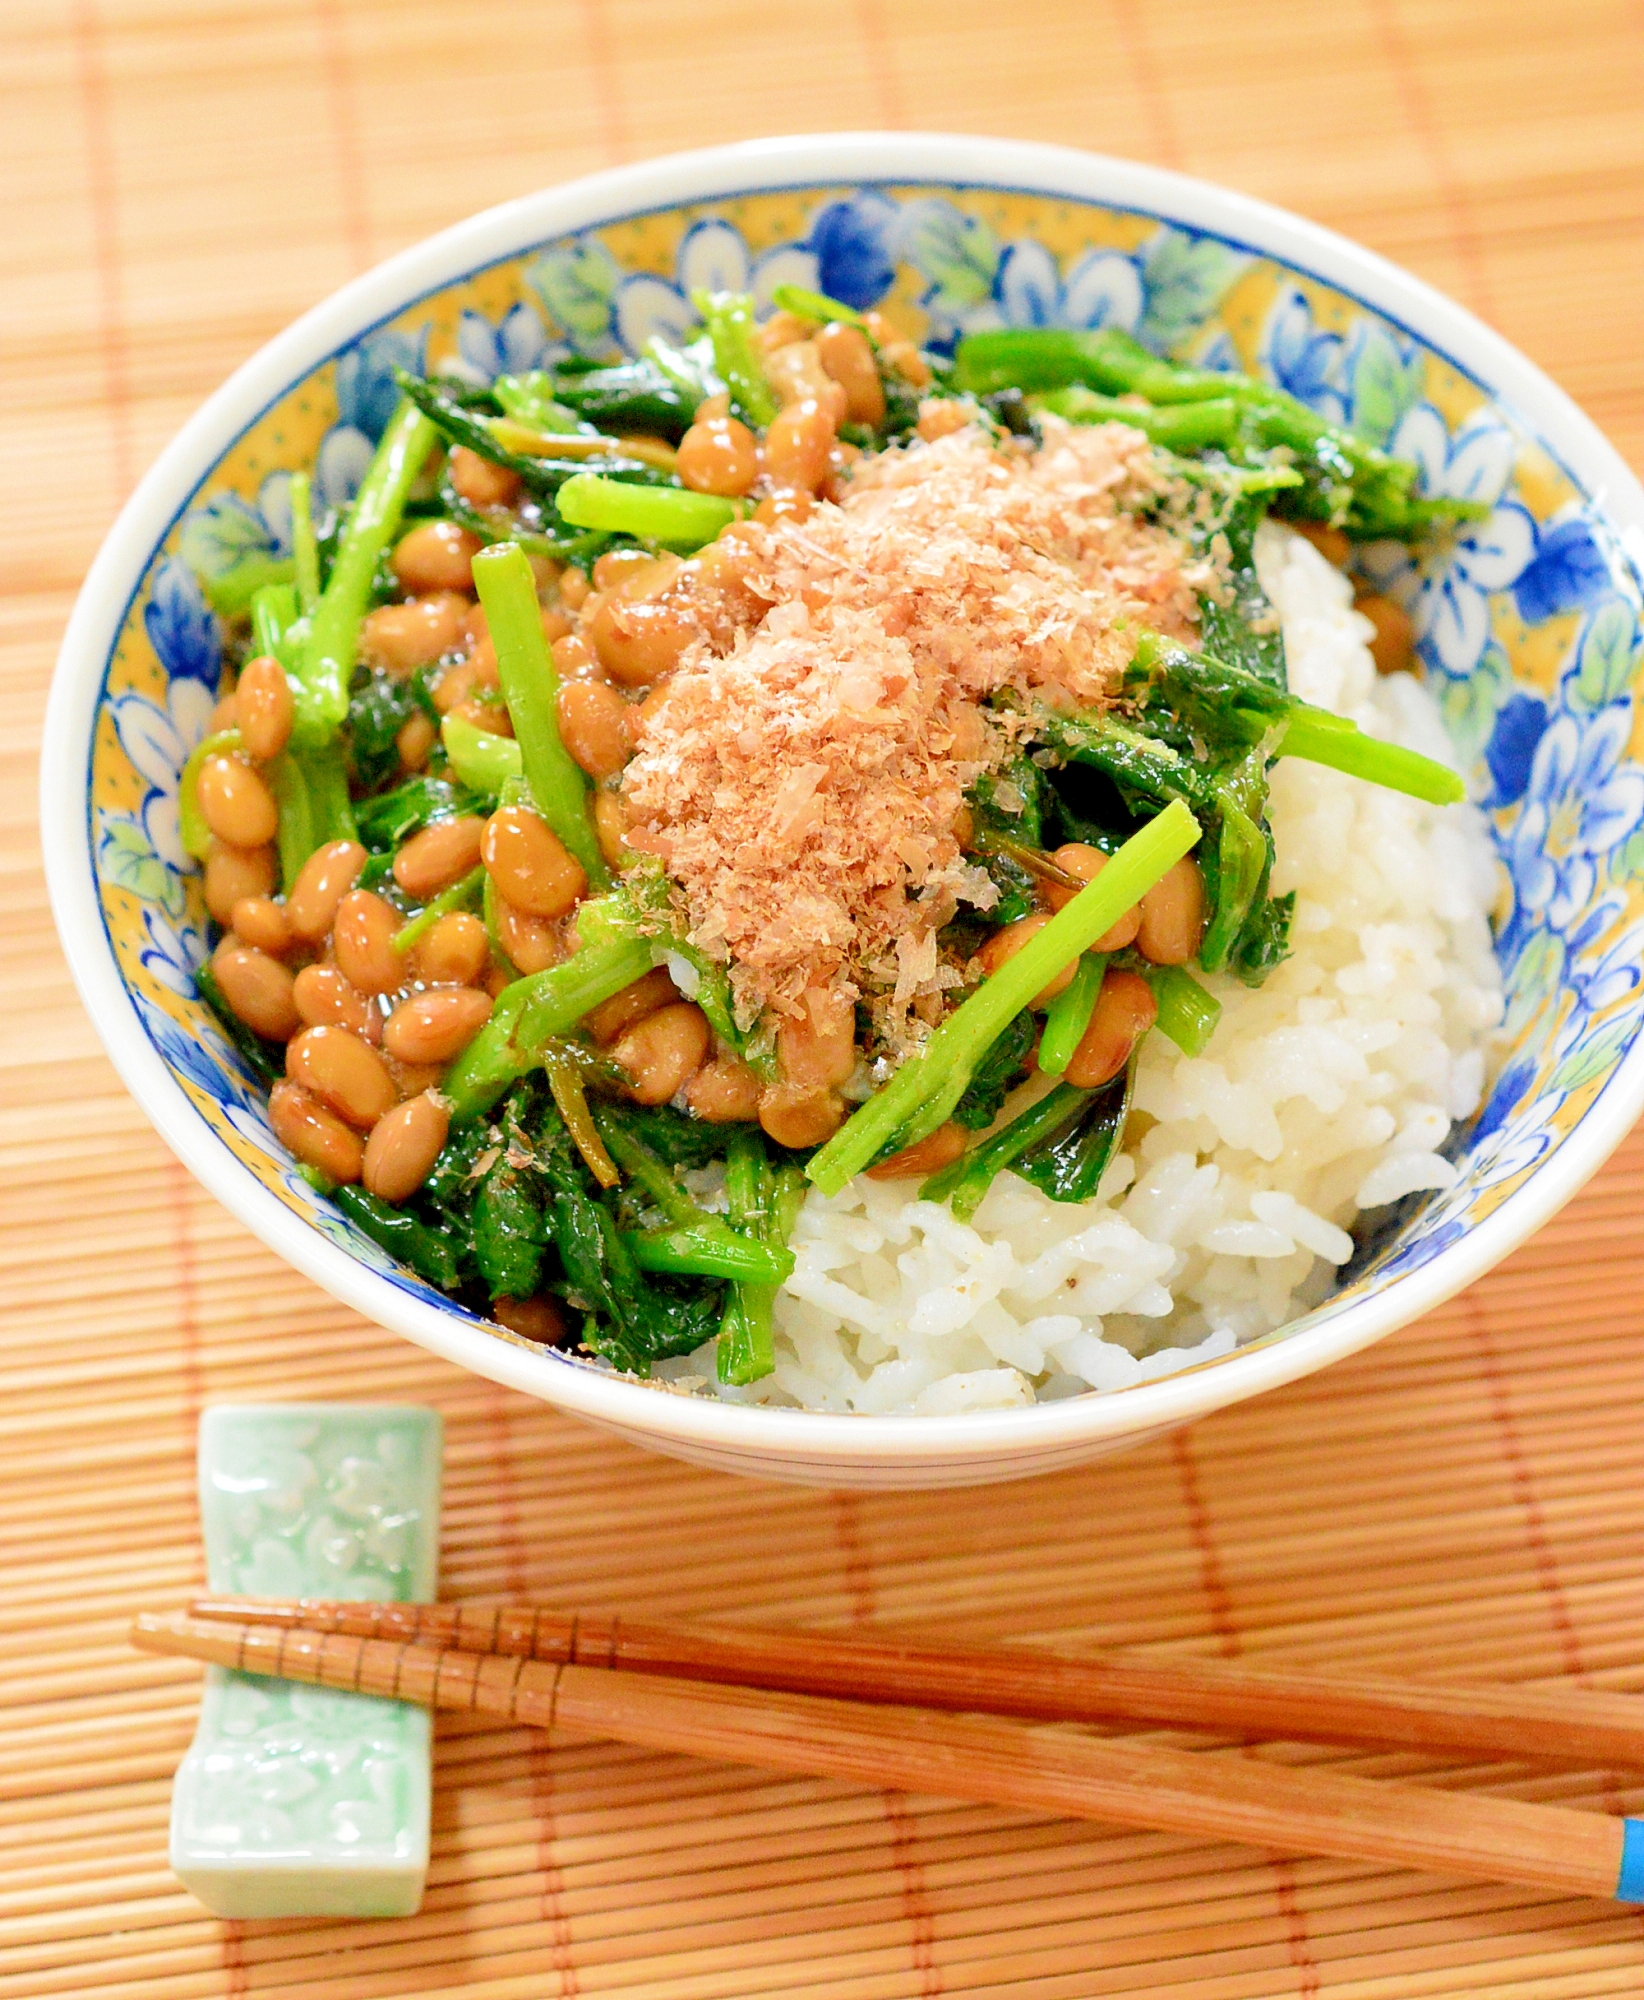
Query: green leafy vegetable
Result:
<box><xmin>334</xmin><ymin>1185</ymin><xmax>462</xmax><ymax>1289</ymax></box>
<box><xmin>950</xmin><ymin>1010</ymin><xmax>1037</xmax><ymax>1130</ymax></box>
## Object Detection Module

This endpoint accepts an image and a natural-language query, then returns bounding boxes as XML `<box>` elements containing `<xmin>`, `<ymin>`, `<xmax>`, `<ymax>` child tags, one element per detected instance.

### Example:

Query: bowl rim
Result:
<box><xmin>42</xmin><ymin>130</ymin><xmax>1644</xmax><ymax>1471</ymax></box>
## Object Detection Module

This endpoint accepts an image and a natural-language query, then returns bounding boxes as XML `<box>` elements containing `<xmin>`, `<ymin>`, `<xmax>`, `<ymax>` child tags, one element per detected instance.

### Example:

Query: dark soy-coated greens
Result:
<box><xmin>334</xmin><ymin>1186</ymin><xmax>462</xmax><ymax>1290</ymax></box>
<box><xmin>1012</xmin><ymin>1063</ymin><xmax>1134</xmax><ymax>1204</ymax></box>
<box><xmin>354</xmin><ymin>774</ymin><xmax>491</xmax><ymax>854</ymax></box>
<box><xmin>536</xmin><ymin>1121</ymin><xmax>724</xmax><ymax>1371</ymax></box>
<box><xmin>600</xmin><ymin>1101</ymin><xmax>758</xmax><ymax>1172</ymax></box>
<box><xmin>1190</xmin><ymin>491</ymin><xmax>1287</xmax><ymax>691</ymax></box>
<box><xmin>347</xmin><ymin>665</ymin><xmax>437</xmax><ymax>794</ymax></box>
<box><xmin>966</xmin><ymin>755</ymin><xmax>1049</xmax><ymax>923</ymax></box>
<box><xmin>951</xmin><ymin>1010</ymin><xmax>1037</xmax><ymax>1130</ymax></box>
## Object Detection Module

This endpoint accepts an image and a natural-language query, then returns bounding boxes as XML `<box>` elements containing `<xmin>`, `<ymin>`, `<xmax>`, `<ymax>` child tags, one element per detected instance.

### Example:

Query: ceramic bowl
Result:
<box><xmin>43</xmin><ymin>134</ymin><xmax>1644</xmax><ymax>1487</ymax></box>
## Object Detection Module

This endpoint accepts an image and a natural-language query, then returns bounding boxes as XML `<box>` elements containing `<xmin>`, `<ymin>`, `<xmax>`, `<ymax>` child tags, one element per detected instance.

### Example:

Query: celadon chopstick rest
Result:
<box><xmin>169</xmin><ymin>1404</ymin><xmax>443</xmax><ymax>1918</ymax></box>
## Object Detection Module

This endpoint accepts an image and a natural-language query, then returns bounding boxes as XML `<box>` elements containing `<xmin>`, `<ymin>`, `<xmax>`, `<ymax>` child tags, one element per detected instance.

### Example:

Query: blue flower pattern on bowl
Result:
<box><xmin>88</xmin><ymin>184</ymin><xmax>1644</xmax><ymax>1356</ymax></box>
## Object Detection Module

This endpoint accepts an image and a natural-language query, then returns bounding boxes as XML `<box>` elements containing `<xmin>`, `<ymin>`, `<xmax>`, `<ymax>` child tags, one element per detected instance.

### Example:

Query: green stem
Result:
<box><xmin>267</xmin><ymin>752</ymin><xmax>315</xmax><ymax>890</ymax></box>
<box><xmin>289</xmin><ymin>470</ymin><xmax>320</xmax><ymax>615</ymax></box>
<box><xmin>204</xmin><ymin>556</ymin><xmax>295</xmax><ymax>618</ymax></box>
<box><xmin>1277</xmin><ymin>708</ymin><xmax>1465</xmax><ymax>806</ymax></box>
<box><xmin>295</xmin><ymin>399</ymin><xmax>436</xmax><ymax>746</ymax></box>
<box><xmin>441</xmin><ymin>712</ymin><xmax>523</xmax><ymax>793</ymax></box>
<box><xmin>806</xmin><ymin>800</ymin><xmax>1200</xmax><ymax>1196</ymax></box>
<box><xmin>1146</xmin><ymin>964</ymin><xmax>1223</xmax><ymax>1057</ymax></box>
<box><xmin>179</xmin><ymin>728</ymin><xmax>241</xmax><ymax>862</ymax></box>
<box><xmin>392</xmin><ymin>865</ymin><xmax>485</xmax><ymax>952</ymax></box>
<box><xmin>442</xmin><ymin>920</ymin><xmax>653</xmax><ymax>1121</ymax></box>
<box><xmin>770</xmin><ymin>283</ymin><xmax>868</xmax><ymax>329</ymax></box>
<box><xmin>625</xmin><ymin>1223</ymin><xmax>793</xmax><ymax>1285</ymax></box>
<box><xmin>1037</xmin><ymin>954</ymin><xmax>1106</xmax><ymax>1077</ymax></box>
<box><xmin>591</xmin><ymin>1109</ymin><xmax>699</xmax><ymax>1227</ymax></box>
<box><xmin>554</xmin><ymin>472</ymin><xmax>748</xmax><ymax>549</ymax></box>
<box><xmin>693</xmin><ymin>290</ymin><xmax>779</xmax><ymax>428</ymax></box>
<box><xmin>470</xmin><ymin>543</ymin><xmax>609</xmax><ymax>885</ymax></box>
<box><xmin>1035</xmin><ymin>385</ymin><xmax>1247</xmax><ymax>454</ymax></box>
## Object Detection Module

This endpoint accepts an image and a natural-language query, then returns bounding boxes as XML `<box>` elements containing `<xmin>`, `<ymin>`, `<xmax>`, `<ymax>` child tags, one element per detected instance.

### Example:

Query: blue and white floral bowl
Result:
<box><xmin>42</xmin><ymin>136</ymin><xmax>1644</xmax><ymax>1488</ymax></box>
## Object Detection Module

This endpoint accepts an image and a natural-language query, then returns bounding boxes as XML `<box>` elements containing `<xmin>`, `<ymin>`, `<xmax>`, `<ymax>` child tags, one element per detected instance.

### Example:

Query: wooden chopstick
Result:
<box><xmin>135</xmin><ymin>1611</ymin><xmax>1644</xmax><ymax>1904</ymax></box>
<box><xmin>187</xmin><ymin>1594</ymin><xmax>1644</xmax><ymax>1770</ymax></box>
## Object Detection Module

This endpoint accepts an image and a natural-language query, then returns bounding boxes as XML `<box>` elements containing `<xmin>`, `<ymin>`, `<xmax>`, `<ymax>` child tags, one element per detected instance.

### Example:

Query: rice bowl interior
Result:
<box><xmin>47</xmin><ymin>139</ymin><xmax>1644</xmax><ymax>1485</ymax></box>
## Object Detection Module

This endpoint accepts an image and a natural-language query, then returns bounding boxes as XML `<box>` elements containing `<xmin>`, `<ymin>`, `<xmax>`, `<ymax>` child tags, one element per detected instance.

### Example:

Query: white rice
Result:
<box><xmin>655</xmin><ymin>525</ymin><xmax>1505</xmax><ymax>1413</ymax></box>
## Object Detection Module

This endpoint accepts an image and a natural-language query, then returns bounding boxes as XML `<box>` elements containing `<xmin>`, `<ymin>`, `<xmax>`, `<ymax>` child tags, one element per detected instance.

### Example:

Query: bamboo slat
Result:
<box><xmin>8</xmin><ymin>0</ymin><xmax>1644</xmax><ymax>1993</ymax></box>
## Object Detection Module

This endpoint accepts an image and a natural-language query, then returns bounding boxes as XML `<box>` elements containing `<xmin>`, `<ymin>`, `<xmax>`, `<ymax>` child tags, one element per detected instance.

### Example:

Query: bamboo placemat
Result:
<box><xmin>8</xmin><ymin>2</ymin><xmax>1644</xmax><ymax>1992</ymax></box>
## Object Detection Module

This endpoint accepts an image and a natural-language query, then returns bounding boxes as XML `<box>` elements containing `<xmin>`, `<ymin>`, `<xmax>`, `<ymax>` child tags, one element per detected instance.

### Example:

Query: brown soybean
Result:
<box><xmin>392</xmin><ymin>519</ymin><xmax>483</xmax><ymax>594</ymax></box>
<box><xmin>268</xmin><ymin>1079</ymin><xmax>364</xmax><ymax>1184</ymax></box>
<box><xmin>557</xmin><ymin>680</ymin><xmax>632</xmax><ymax>780</ymax></box>
<box><xmin>1136</xmin><ymin>859</ymin><xmax>1206</xmax><ymax>967</ymax></box>
<box><xmin>611</xmin><ymin>1002</ymin><xmax>711</xmax><ymax>1106</ymax></box>
<box><xmin>551</xmin><ymin>632</ymin><xmax>599</xmax><ymax>679</ymax></box>
<box><xmin>1042</xmin><ymin>844</ymin><xmax>1143</xmax><ymax>950</ymax></box>
<box><xmin>593</xmin><ymin>792</ymin><xmax>632</xmax><ymax>869</ymax></box>
<box><xmin>229</xmin><ymin>896</ymin><xmax>292</xmax><ymax>958</ymax></box>
<box><xmin>449</xmin><ymin>445</ymin><xmax>522</xmax><ymax>510</ymax></box>
<box><xmin>558</xmin><ymin>566</ymin><xmax>591</xmax><ymax>610</ymax></box>
<box><xmin>676</xmin><ymin>415</ymin><xmax>759</xmax><ymax>497</ymax></box>
<box><xmin>234</xmin><ymin>655</ymin><xmax>295</xmax><ymax>763</ymax></box>
<box><xmin>360</xmin><ymin>592</ymin><xmax>468</xmax><ymax>675</ymax></box>
<box><xmin>481</xmin><ymin>805</ymin><xmax>586</xmax><ymax>917</ymax></box>
<box><xmin>493</xmin><ymin>897</ymin><xmax>561</xmax><ymax>975</ymax></box>
<box><xmin>292</xmin><ymin>965</ymin><xmax>383</xmax><ymax>1043</ymax></box>
<box><xmin>777</xmin><ymin>989</ymin><xmax>857</xmax><ymax>1092</ymax></box>
<box><xmin>1299</xmin><ymin>521</ymin><xmax>1352</xmax><ymax>567</ymax></box>
<box><xmin>1356</xmin><ymin>592</ymin><xmax>1417</xmax><ymax>674</ymax></box>
<box><xmin>210</xmin><ymin>693</ymin><xmax>239</xmax><ymax>734</ymax></box>
<box><xmin>684</xmin><ymin>1056</ymin><xmax>764</xmax><ymax>1124</ymax></box>
<box><xmin>764</xmin><ymin>398</ymin><xmax>836</xmax><ymax>493</ymax></box>
<box><xmin>448</xmin><ymin>695</ymin><xmax>514</xmax><ymax>737</ymax></box>
<box><xmin>396</xmin><ymin>710</ymin><xmax>436</xmax><ymax>771</ymax></box>
<box><xmin>1064</xmin><ymin>970</ymin><xmax>1158</xmax><ymax>1089</ymax></box>
<box><xmin>584</xmin><ymin>967</ymin><xmax>679</xmax><ymax>1044</ymax></box>
<box><xmin>333</xmin><ymin>889</ymin><xmax>405</xmax><ymax>995</ymax></box>
<box><xmin>287</xmin><ymin>1025</ymin><xmax>398</xmax><ymax>1130</ymax></box>
<box><xmin>203</xmin><ymin>839</ymin><xmax>276</xmax><ymax>927</ymax></box>
<box><xmin>866</xmin><ymin>1121</ymin><xmax>968</xmax><ymax>1182</ymax></box>
<box><xmin>585</xmin><ymin>590</ymin><xmax>696</xmax><ymax>687</ymax></box>
<box><xmin>287</xmin><ymin>839</ymin><xmax>368</xmax><ymax>942</ymax></box>
<box><xmin>976</xmin><ymin>914</ymin><xmax>1077</xmax><ymax>1006</ymax></box>
<box><xmin>362</xmin><ymin>1093</ymin><xmax>451</xmax><ymax>1203</ymax></box>
<box><xmin>758</xmin><ymin>1083</ymin><xmax>846</xmax><ymax>1150</ymax></box>
<box><xmin>492</xmin><ymin>1295</ymin><xmax>569</xmax><ymax>1345</ymax></box>
<box><xmin>197</xmin><ymin>754</ymin><xmax>279</xmax><ymax>848</ymax></box>
<box><xmin>592</xmin><ymin>547</ymin><xmax>664</xmax><ymax>592</ymax></box>
<box><xmin>816</xmin><ymin>321</ymin><xmax>886</xmax><ymax>427</ymax></box>
<box><xmin>384</xmin><ymin>987</ymin><xmax>495</xmax><ymax>1066</ymax></box>
<box><xmin>212</xmin><ymin>940</ymin><xmax>299</xmax><ymax>1041</ymax></box>
<box><xmin>415</xmin><ymin>911</ymin><xmax>491</xmax><ymax>986</ymax></box>
<box><xmin>393</xmin><ymin>817</ymin><xmax>486</xmax><ymax>900</ymax></box>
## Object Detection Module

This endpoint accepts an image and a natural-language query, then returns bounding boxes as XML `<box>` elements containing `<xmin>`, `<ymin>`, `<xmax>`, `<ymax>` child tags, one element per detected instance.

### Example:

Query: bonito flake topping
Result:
<box><xmin>620</xmin><ymin>420</ymin><xmax>1217</xmax><ymax>1040</ymax></box>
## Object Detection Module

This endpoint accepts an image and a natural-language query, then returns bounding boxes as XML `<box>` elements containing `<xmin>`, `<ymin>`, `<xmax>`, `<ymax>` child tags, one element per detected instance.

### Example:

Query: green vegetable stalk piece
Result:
<box><xmin>441</xmin><ymin>710</ymin><xmax>524</xmax><ymax>797</ymax></box>
<box><xmin>202</xmin><ymin>555</ymin><xmax>295</xmax><ymax>617</ymax></box>
<box><xmin>1146</xmin><ymin>964</ymin><xmax>1223</xmax><ymax>1056</ymax></box>
<box><xmin>289</xmin><ymin>470</ymin><xmax>320</xmax><ymax>615</ymax></box>
<box><xmin>960</xmin><ymin>327</ymin><xmax>1488</xmax><ymax>538</ymax></box>
<box><xmin>716</xmin><ymin>1144</ymin><xmax>808</xmax><ymax>1387</ymax></box>
<box><xmin>392</xmin><ymin>866</ymin><xmax>485</xmax><ymax>953</ymax></box>
<box><xmin>555</xmin><ymin>472</ymin><xmax>748</xmax><ymax>550</ymax></box>
<box><xmin>179</xmin><ymin>728</ymin><xmax>241</xmax><ymax>862</ymax></box>
<box><xmin>1277</xmin><ymin>707</ymin><xmax>1465</xmax><ymax>805</ymax></box>
<box><xmin>295</xmin><ymin>398</ymin><xmax>436</xmax><ymax>746</ymax></box>
<box><xmin>770</xmin><ymin>282</ymin><xmax>869</xmax><ymax>329</ymax></box>
<box><xmin>693</xmin><ymin>290</ymin><xmax>779</xmax><ymax>428</ymax></box>
<box><xmin>1036</xmin><ymin>954</ymin><xmax>1106</xmax><ymax>1077</ymax></box>
<box><xmin>593</xmin><ymin>1108</ymin><xmax>795</xmax><ymax>1285</ymax></box>
<box><xmin>471</xmin><ymin>543</ymin><xmax>609</xmax><ymax>886</ymax></box>
<box><xmin>808</xmin><ymin>800</ymin><xmax>1201</xmax><ymax>1196</ymax></box>
<box><xmin>625</xmin><ymin>1224</ymin><xmax>794</xmax><ymax>1285</ymax></box>
<box><xmin>1036</xmin><ymin>386</ymin><xmax>1253</xmax><ymax>455</ymax></box>
<box><xmin>251</xmin><ymin>581</ymin><xmax>299</xmax><ymax>660</ymax></box>
<box><xmin>441</xmin><ymin>900</ymin><xmax>654</xmax><ymax>1121</ymax></box>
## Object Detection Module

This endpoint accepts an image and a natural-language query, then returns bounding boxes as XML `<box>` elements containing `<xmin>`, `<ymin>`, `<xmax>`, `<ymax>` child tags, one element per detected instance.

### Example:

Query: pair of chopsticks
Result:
<box><xmin>134</xmin><ymin>1598</ymin><xmax>1644</xmax><ymax>1905</ymax></box>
